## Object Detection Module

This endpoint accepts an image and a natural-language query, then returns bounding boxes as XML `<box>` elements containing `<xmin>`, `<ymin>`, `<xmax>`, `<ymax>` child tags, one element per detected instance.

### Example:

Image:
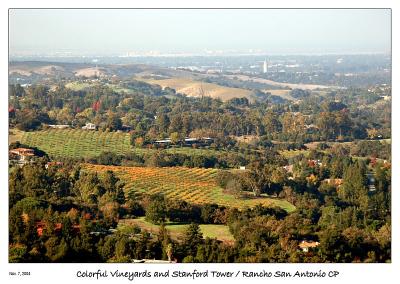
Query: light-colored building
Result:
<box><xmin>283</xmin><ymin>165</ymin><xmax>294</xmax><ymax>174</ymax></box>
<box><xmin>9</xmin><ymin>148</ymin><xmax>36</xmax><ymax>166</ymax></box>
<box><xmin>323</xmin><ymin>178</ymin><xmax>343</xmax><ymax>187</ymax></box>
<box><xmin>132</xmin><ymin>259</ymin><xmax>177</xmax><ymax>263</ymax></box>
<box><xmin>82</xmin><ymin>123</ymin><xmax>96</xmax><ymax>130</ymax></box>
<box><xmin>154</xmin><ymin>139</ymin><xmax>172</xmax><ymax>144</ymax></box>
<box><xmin>263</xmin><ymin>59</ymin><xmax>268</xmax><ymax>73</ymax></box>
<box><xmin>9</xmin><ymin>148</ymin><xmax>35</xmax><ymax>161</ymax></box>
<box><xmin>298</xmin><ymin>240</ymin><xmax>320</xmax><ymax>252</ymax></box>
<box><xmin>48</xmin><ymin>124</ymin><xmax>70</xmax><ymax>129</ymax></box>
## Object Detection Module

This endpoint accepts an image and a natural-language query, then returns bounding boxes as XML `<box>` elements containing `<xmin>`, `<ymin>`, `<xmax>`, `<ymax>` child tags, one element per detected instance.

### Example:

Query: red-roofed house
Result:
<box><xmin>9</xmin><ymin>148</ymin><xmax>35</xmax><ymax>162</ymax></box>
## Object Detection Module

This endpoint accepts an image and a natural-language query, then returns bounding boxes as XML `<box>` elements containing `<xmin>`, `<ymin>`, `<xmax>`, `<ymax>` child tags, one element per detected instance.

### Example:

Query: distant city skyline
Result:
<box><xmin>9</xmin><ymin>9</ymin><xmax>391</xmax><ymax>56</ymax></box>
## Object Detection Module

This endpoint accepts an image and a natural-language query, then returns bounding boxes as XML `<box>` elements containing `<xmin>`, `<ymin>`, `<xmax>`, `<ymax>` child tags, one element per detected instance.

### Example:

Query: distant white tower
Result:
<box><xmin>263</xmin><ymin>59</ymin><xmax>268</xmax><ymax>73</ymax></box>
<box><xmin>92</xmin><ymin>59</ymin><xmax>99</xmax><ymax>77</ymax></box>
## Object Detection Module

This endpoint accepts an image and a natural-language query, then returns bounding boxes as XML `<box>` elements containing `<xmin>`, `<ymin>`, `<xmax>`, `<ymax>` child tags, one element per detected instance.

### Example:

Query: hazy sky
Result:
<box><xmin>9</xmin><ymin>9</ymin><xmax>391</xmax><ymax>55</ymax></box>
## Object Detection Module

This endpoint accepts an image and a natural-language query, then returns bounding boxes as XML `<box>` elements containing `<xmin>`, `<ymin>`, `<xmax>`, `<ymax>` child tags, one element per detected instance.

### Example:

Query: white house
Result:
<box><xmin>82</xmin><ymin>123</ymin><xmax>96</xmax><ymax>130</ymax></box>
<box><xmin>48</xmin><ymin>124</ymin><xmax>70</xmax><ymax>129</ymax></box>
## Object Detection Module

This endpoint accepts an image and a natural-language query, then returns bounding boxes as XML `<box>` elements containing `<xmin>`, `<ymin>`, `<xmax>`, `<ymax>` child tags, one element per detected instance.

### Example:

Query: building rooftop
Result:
<box><xmin>299</xmin><ymin>240</ymin><xmax>320</xmax><ymax>249</ymax></box>
<box><xmin>9</xmin><ymin>148</ymin><xmax>35</xmax><ymax>156</ymax></box>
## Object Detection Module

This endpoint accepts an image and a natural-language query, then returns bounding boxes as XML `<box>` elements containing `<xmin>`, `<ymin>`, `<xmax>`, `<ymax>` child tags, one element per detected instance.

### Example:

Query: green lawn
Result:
<box><xmin>118</xmin><ymin>217</ymin><xmax>235</xmax><ymax>243</ymax></box>
<box><xmin>65</xmin><ymin>82</ymin><xmax>94</xmax><ymax>91</ymax></box>
<box><xmin>279</xmin><ymin>149</ymin><xmax>310</xmax><ymax>159</ymax></box>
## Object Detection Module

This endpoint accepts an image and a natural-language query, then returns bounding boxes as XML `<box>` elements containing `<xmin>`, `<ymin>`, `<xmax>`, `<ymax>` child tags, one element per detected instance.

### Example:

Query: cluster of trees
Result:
<box><xmin>350</xmin><ymin>140</ymin><xmax>391</xmax><ymax>160</ymax></box>
<box><xmin>8</xmin><ymin>77</ymin><xmax>391</xmax><ymax>263</ymax></box>
<box><xmin>9</xmin><ymin>195</ymin><xmax>231</xmax><ymax>263</ymax></box>
<box><xmin>215</xmin><ymin>163</ymin><xmax>287</xmax><ymax>197</ymax></box>
<box><xmin>144</xmin><ymin>195</ymin><xmax>228</xmax><ymax>225</ymax></box>
<box><xmin>9</xmin><ymin>81</ymin><xmax>390</xmax><ymax>146</ymax></box>
<box><xmin>257</xmin><ymin>66</ymin><xmax>390</xmax><ymax>88</ymax></box>
<box><xmin>9</xmin><ymin>150</ymin><xmax>390</xmax><ymax>263</ymax></box>
<box><xmin>86</xmin><ymin>150</ymin><xmax>246</xmax><ymax>169</ymax></box>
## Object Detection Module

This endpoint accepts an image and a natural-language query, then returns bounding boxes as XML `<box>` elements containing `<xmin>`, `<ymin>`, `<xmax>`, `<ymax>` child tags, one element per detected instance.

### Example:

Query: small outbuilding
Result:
<box><xmin>298</xmin><ymin>240</ymin><xmax>320</xmax><ymax>252</ymax></box>
<box><xmin>82</xmin><ymin>122</ymin><xmax>96</xmax><ymax>130</ymax></box>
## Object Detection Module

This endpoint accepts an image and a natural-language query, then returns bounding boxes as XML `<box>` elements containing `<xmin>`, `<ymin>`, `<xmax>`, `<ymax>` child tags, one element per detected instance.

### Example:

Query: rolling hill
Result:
<box><xmin>137</xmin><ymin>77</ymin><xmax>253</xmax><ymax>101</ymax></box>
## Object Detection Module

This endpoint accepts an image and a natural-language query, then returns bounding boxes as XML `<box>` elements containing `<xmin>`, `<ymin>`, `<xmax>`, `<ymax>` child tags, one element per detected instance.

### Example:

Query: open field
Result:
<box><xmin>20</xmin><ymin>129</ymin><xmax>132</xmax><ymax>158</ymax></box>
<box><xmin>84</xmin><ymin>164</ymin><xmax>296</xmax><ymax>212</ymax></box>
<box><xmin>118</xmin><ymin>217</ymin><xmax>235</xmax><ymax>243</ymax></box>
<box><xmin>304</xmin><ymin>139</ymin><xmax>391</xmax><ymax>150</ymax></box>
<box><xmin>65</xmin><ymin>81</ymin><xmax>134</xmax><ymax>94</ymax></box>
<box><xmin>263</xmin><ymin>89</ymin><xmax>294</xmax><ymax>100</ymax></box>
<box><xmin>279</xmin><ymin>149</ymin><xmax>311</xmax><ymax>159</ymax></box>
<box><xmin>9</xmin><ymin>128</ymin><xmax>25</xmax><ymax>144</ymax></box>
<box><xmin>74</xmin><ymin>67</ymin><xmax>107</xmax><ymax>77</ymax></box>
<box><xmin>137</xmin><ymin>77</ymin><xmax>252</xmax><ymax>101</ymax></box>
<box><xmin>326</xmin><ymin>139</ymin><xmax>391</xmax><ymax>147</ymax></box>
<box><xmin>65</xmin><ymin>81</ymin><xmax>95</xmax><ymax>91</ymax></box>
<box><xmin>9</xmin><ymin>64</ymin><xmax>66</xmax><ymax>76</ymax></box>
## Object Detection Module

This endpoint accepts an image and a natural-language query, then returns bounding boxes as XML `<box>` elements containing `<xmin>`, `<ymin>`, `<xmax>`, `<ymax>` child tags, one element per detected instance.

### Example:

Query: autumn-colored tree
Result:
<box><xmin>92</xmin><ymin>100</ymin><xmax>101</xmax><ymax>112</ymax></box>
<box><xmin>134</xmin><ymin>137</ymin><xmax>144</xmax><ymax>148</ymax></box>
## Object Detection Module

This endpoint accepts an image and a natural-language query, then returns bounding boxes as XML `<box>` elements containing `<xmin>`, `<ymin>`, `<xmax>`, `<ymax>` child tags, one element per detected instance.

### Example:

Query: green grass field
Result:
<box><xmin>84</xmin><ymin>164</ymin><xmax>296</xmax><ymax>212</ymax></box>
<box><xmin>65</xmin><ymin>82</ymin><xmax>94</xmax><ymax>91</ymax></box>
<box><xmin>118</xmin><ymin>217</ymin><xmax>235</xmax><ymax>243</ymax></box>
<box><xmin>279</xmin><ymin>149</ymin><xmax>310</xmax><ymax>159</ymax></box>
<box><xmin>65</xmin><ymin>81</ymin><xmax>138</xmax><ymax>95</ymax></box>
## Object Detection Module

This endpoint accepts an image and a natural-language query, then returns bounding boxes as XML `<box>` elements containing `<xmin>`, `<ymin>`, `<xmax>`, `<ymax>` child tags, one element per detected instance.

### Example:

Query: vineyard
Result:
<box><xmin>84</xmin><ymin>164</ymin><xmax>296</xmax><ymax>211</ymax></box>
<box><xmin>18</xmin><ymin>129</ymin><xmax>238</xmax><ymax>159</ymax></box>
<box><xmin>21</xmin><ymin>129</ymin><xmax>132</xmax><ymax>158</ymax></box>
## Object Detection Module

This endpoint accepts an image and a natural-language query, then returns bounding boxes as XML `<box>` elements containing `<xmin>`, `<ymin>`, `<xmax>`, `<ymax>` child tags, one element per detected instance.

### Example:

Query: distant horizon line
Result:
<box><xmin>9</xmin><ymin>51</ymin><xmax>391</xmax><ymax>59</ymax></box>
